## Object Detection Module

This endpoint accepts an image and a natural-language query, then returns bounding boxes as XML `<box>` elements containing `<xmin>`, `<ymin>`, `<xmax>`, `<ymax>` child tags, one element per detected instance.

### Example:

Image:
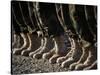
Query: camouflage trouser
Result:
<box><xmin>55</xmin><ymin>4</ymin><xmax>97</xmax><ymax>44</ymax></box>
<box><xmin>69</xmin><ymin>5</ymin><xmax>97</xmax><ymax>44</ymax></box>
<box><xmin>12</xmin><ymin>1</ymin><xmax>38</xmax><ymax>34</ymax></box>
<box><xmin>12</xmin><ymin>1</ymin><xmax>97</xmax><ymax>44</ymax></box>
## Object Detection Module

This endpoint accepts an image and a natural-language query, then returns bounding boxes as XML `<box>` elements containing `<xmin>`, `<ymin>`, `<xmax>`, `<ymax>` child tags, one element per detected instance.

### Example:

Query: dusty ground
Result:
<box><xmin>11</xmin><ymin>54</ymin><xmax>69</xmax><ymax>74</ymax></box>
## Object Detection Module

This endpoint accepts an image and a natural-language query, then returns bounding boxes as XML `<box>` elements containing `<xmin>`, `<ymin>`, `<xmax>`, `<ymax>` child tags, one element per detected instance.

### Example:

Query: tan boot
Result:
<box><xmin>49</xmin><ymin>34</ymin><xmax>71</xmax><ymax>64</ymax></box>
<box><xmin>61</xmin><ymin>38</ymin><xmax>82</xmax><ymax>68</ymax></box>
<box><xmin>13</xmin><ymin>33</ymin><xmax>29</xmax><ymax>55</ymax></box>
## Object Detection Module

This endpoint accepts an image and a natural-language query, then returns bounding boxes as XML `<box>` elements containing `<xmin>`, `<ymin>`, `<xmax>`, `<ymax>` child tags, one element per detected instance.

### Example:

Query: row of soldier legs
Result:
<box><xmin>12</xmin><ymin>1</ymin><xmax>97</xmax><ymax>70</ymax></box>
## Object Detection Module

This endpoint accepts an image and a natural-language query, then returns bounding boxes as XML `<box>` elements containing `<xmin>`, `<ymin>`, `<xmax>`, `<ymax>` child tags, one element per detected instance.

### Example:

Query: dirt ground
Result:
<box><xmin>11</xmin><ymin>54</ymin><xmax>70</xmax><ymax>74</ymax></box>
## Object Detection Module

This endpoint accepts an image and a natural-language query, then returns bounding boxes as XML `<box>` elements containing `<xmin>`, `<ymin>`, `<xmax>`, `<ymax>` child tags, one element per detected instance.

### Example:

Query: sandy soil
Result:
<box><xmin>11</xmin><ymin>54</ymin><xmax>69</xmax><ymax>74</ymax></box>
